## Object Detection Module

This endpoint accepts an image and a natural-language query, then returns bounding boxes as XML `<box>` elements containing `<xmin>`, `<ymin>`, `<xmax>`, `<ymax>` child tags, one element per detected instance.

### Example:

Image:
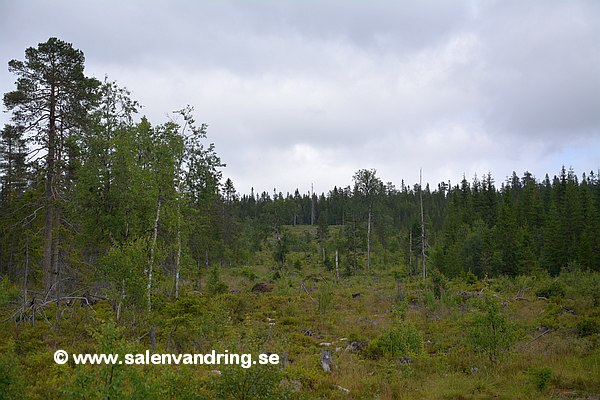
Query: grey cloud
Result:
<box><xmin>1</xmin><ymin>0</ymin><xmax>599</xmax><ymax>194</ymax></box>
<box><xmin>475</xmin><ymin>1</ymin><xmax>600</xmax><ymax>139</ymax></box>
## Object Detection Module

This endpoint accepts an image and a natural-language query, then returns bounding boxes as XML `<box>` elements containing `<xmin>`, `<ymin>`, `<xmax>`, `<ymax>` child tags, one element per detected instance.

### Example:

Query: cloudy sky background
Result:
<box><xmin>1</xmin><ymin>0</ymin><xmax>599</xmax><ymax>195</ymax></box>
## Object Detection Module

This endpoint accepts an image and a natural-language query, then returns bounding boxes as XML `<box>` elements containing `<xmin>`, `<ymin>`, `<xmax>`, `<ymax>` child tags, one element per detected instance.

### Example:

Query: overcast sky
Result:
<box><xmin>1</xmin><ymin>0</ymin><xmax>599</xmax><ymax>195</ymax></box>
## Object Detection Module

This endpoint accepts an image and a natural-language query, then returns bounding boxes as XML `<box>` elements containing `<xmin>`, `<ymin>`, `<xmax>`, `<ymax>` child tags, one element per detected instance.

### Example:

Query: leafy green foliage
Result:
<box><xmin>367</xmin><ymin>324</ymin><xmax>423</xmax><ymax>359</ymax></box>
<box><xmin>576</xmin><ymin>318</ymin><xmax>600</xmax><ymax>337</ymax></box>
<box><xmin>535</xmin><ymin>281</ymin><xmax>566</xmax><ymax>299</ymax></box>
<box><xmin>210</xmin><ymin>365</ymin><xmax>287</xmax><ymax>400</ymax></box>
<box><xmin>207</xmin><ymin>266</ymin><xmax>229</xmax><ymax>295</ymax></box>
<box><xmin>467</xmin><ymin>298</ymin><xmax>518</xmax><ymax>363</ymax></box>
<box><xmin>530</xmin><ymin>366</ymin><xmax>552</xmax><ymax>391</ymax></box>
<box><xmin>316</xmin><ymin>281</ymin><xmax>334</xmax><ymax>314</ymax></box>
<box><xmin>100</xmin><ymin>238</ymin><xmax>148</xmax><ymax>315</ymax></box>
<box><xmin>0</xmin><ymin>341</ymin><xmax>25</xmax><ymax>400</ymax></box>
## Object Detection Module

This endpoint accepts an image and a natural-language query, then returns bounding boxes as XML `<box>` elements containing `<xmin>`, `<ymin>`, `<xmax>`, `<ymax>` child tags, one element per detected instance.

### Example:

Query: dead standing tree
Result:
<box><xmin>420</xmin><ymin>169</ymin><xmax>428</xmax><ymax>280</ymax></box>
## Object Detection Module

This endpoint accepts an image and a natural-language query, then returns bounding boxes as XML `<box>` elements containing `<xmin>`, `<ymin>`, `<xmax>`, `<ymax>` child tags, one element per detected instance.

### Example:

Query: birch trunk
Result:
<box><xmin>148</xmin><ymin>197</ymin><xmax>161</xmax><ymax>313</ymax></box>
<box><xmin>335</xmin><ymin>250</ymin><xmax>339</xmax><ymax>280</ymax></box>
<box><xmin>174</xmin><ymin>156</ymin><xmax>184</xmax><ymax>299</ymax></box>
<box><xmin>175</xmin><ymin>206</ymin><xmax>182</xmax><ymax>299</ymax></box>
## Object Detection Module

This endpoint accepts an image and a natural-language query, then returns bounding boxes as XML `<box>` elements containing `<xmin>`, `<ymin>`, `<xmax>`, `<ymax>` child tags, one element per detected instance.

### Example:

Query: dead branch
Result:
<box><xmin>527</xmin><ymin>328</ymin><xmax>553</xmax><ymax>345</ymax></box>
<box><xmin>301</xmin><ymin>282</ymin><xmax>317</xmax><ymax>303</ymax></box>
<box><xmin>2</xmin><ymin>295</ymin><xmax>98</xmax><ymax>325</ymax></box>
<box><xmin>14</xmin><ymin>205</ymin><xmax>44</xmax><ymax>228</ymax></box>
<box><xmin>44</xmin><ymin>277</ymin><xmax>71</xmax><ymax>302</ymax></box>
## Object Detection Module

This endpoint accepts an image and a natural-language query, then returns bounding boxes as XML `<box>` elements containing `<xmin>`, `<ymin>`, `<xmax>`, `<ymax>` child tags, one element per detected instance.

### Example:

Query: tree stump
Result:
<box><xmin>320</xmin><ymin>349</ymin><xmax>333</xmax><ymax>373</ymax></box>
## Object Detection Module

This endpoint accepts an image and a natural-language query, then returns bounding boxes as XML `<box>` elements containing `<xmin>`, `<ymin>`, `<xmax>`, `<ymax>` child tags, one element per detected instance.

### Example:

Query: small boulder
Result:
<box><xmin>345</xmin><ymin>341</ymin><xmax>367</xmax><ymax>352</ymax></box>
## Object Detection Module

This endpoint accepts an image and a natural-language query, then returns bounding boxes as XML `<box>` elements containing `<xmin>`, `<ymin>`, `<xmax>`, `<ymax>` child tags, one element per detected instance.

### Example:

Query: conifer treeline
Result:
<box><xmin>227</xmin><ymin>167</ymin><xmax>600</xmax><ymax>277</ymax></box>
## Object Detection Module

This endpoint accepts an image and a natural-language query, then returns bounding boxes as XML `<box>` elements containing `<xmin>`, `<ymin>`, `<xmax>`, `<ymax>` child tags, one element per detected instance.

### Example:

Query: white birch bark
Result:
<box><xmin>148</xmin><ymin>197</ymin><xmax>161</xmax><ymax>313</ymax></box>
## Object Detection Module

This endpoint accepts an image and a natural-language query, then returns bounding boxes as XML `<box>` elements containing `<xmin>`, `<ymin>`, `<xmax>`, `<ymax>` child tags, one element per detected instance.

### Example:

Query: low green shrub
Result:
<box><xmin>366</xmin><ymin>324</ymin><xmax>423</xmax><ymax>359</ymax></box>
<box><xmin>530</xmin><ymin>366</ymin><xmax>552</xmax><ymax>391</ymax></box>
<box><xmin>467</xmin><ymin>298</ymin><xmax>518</xmax><ymax>363</ymax></box>
<box><xmin>207</xmin><ymin>266</ymin><xmax>228</xmax><ymax>295</ymax></box>
<box><xmin>465</xmin><ymin>271</ymin><xmax>478</xmax><ymax>285</ymax></box>
<box><xmin>535</xmin><ymin>281</ymin><xmax>565</xmax><ymax>299</ymax></box>
<box><xmin>0</xmin><ymin>341</ymin><xmax>25</xmax><ymax>400</ymax></box>
<box><xmin>576</xmin><ymin>318</ymin><xmax>600</xmax><ymax>337</ymax></box>
<box><xmin>317</xmin><ymin>282</ymin><xmax>334</xmax><ymax>314</ymax></box>
<box><xmin>209</xmin><ymin>364</ymin><xmax>287</xmax><ymax>400</ymax></box>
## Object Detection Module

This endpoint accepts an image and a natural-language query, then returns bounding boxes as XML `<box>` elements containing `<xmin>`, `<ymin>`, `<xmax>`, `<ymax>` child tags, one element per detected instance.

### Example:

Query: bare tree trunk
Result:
<box><xmin>116</xmin><ymin>278</ymin><xmax>124</xmax><ymax>322</ymax></box>
<box><xmin>43</xmin><ymin>187</ymin><xmax>54</xmax><ymax>292</ymax></box>
<box><xmin>21</xmin><ymin>238</ymin><xmax>29</xmax><ymax>324</ymax></box>
<box><xmin>335</xmin><ymin>250</ymin><xmax>339</xmax><ymax>280</ymax></box>
<box><xmin>150</xmin><ymin>325</ymin><xmax>157</xmax><ymax>350</ymax></box>
<box><xmin>420</xmin><ymin>169</ymin><xmax>426</xmax><ymax>280</ymax></box>
<box><xmin>367</xmin><ymin>204</ymin><xmax>372</xmax><ymax>271</ymax></box>
<box><xmin>352</xmin><ymin>216</ymin><xmax>357</xmax><ymax>272</ymax></box>
<box><xmin>147</xmin><ymin>197</ymin><xmax>161</xmax><ymax>349</ymax></box>
<box><xmin>53</xmin><ymin>210</ymin><xmax>61</xmax><ymax>284</ymax></box>
<box><xmin>311</xmin><ymin>183</ymin><xmax>315</xmax><ymax>225</ymax></box>
<box><xmin>409</xmin><ymin>230</ymin><xmax>413</xmax><ymax>277</ymax></box>
<box><xmin>54</xmin><ymin>210</ymin><xmax>61</xmax><ymax>333</ymax></box>
<box><xmin>175</xmin><ymin>206</ymin><xmax>182</xmax><ymax>299</ymax></box>
<box><xmin>147</xmin><ymin>197</ymin><xmax>161</xmax><ymax>313</ymax></box>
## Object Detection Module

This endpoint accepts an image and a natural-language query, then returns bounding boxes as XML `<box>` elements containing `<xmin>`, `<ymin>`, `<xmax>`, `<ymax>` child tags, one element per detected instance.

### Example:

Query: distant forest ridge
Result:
<box><xmin>227</xmin><ymin>166</ymin><xmax>600</xmax><ymax>276</ymax></box>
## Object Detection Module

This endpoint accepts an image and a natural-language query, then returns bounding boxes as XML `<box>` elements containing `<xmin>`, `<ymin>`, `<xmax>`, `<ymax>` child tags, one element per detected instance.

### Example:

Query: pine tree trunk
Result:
<box><xmin>43</xmin><ymin>84</ymin><xmax>57</xmax><ymax>294</ymax></box>
<box><xmin>43</xmin><ymin>186</ymin><xmax>54</xmax><ymax>292</ymax></box>
<box><xmin>53</xmin><ymin>210</ymin><xmax>61</xmax><ymax>285</ymax></box>
<box><xmin>53</xmin><ymin>209</ymin><xmax>61</xmax><ymax>333</ymax></box>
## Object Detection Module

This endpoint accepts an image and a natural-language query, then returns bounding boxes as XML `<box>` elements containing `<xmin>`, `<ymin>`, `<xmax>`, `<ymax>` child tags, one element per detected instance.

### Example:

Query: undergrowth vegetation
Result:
<box><xmin>1</xmin><ymin>37</ymin><xmax>599</xmax><ymax>400</ymax></box>
<box><xmin>1</xmin><ymin>229</ymin><xmax>599</xmax><ymax>399</ymax></box>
